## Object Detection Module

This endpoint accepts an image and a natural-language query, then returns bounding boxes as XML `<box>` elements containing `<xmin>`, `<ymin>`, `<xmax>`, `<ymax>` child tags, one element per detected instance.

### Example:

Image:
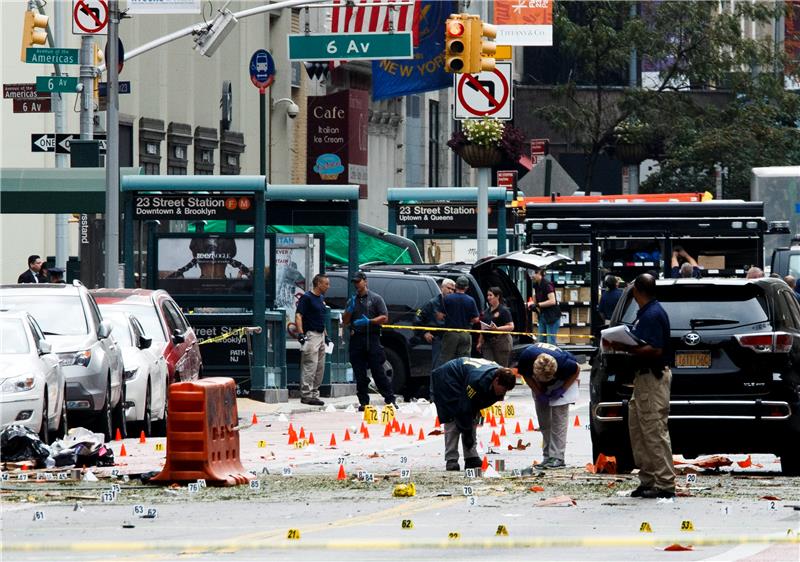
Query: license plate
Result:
<box><xmin>675</xmin><ymin>351</ymin><xmax>711</xmax><ymax>368</ymax></box>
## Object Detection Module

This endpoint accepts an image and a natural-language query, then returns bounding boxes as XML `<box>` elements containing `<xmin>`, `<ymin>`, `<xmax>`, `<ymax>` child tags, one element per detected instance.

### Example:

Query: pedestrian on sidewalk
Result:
<box><xmin>431</xmin><ymin>357</ymin><xmax>516</xmax><ymax>471</ymax></box>
<box><xmin>607</xmin><ymin>274</ymin><xmax>675</xmax><ymax>499</ymax></box>
<box><xmin>343</xmin><ymin>271</ymin><xmax>397</xmax><ymax>411</ymax></box>
<box><xmin>295</xmin><ymin>273</ymin><xmax>331</xmax><ymax>406</ymax></box>
<box><xmin>516</xmin><ymin>342</ymin><xmax>580</xmax><ymax>469</ymax></box>
<box><xmin>438</xmin><ymin>276</ymin><xmax>479</xmax><ymax>364</ymax></box>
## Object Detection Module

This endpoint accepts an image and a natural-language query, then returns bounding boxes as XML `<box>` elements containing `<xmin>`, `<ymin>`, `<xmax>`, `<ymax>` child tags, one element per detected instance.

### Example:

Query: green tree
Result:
<box><xmin>535</xmin><ymin>0</ymin><xmax>799</xmax><ymax>196</ymax></box>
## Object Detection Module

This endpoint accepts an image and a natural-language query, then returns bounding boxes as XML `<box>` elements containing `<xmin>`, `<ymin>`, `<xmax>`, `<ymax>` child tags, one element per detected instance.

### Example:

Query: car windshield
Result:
<box><xmin>790</xmin><ymin>254</ymin><xmax>800</xmax><ymax>278</ymax></box>
<box><xmin>620</xmin><ymin>285</ymin><xmax>770</xmax><ymax>330</ymax></box>
<box><xmin>0</xmin><ymin>295</ymin><xmax>88</xmax><ymax>335</ymax></box>
<box><xmin>0</xmin><ymin>319</ymin><xmax>30</xmax><ymax>354</ymax></box>
<box><xmin>101</xmin><ymin>312</ymin><xmax>133</xmax><ymax>346</ymax></box>
<box><xmin>101</xmin><ymin>303</ymin><xmax>166</xmax><ymax>342</ymax></box>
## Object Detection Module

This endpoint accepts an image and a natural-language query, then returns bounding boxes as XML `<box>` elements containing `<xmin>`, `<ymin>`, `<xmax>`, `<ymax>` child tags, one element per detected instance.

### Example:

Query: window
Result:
<box><xmin>428</xmin><ymin>100</ymin><xmax>440</xmax><ymax>187</ymax></box>
<box><xmin>164</xmin><ymin>301</ymin><xmax>187</xmax><ymax>332</ymax></box>
<box><xmin>194</xmin><ymin>127</ymin><xmax>218</xmax><ymax>175</ymax></box>
<box><xmin>139</xmin><ymin>117</ymin><xmax>165</xmax><ymax>175</ymax></box>
<box><xmin>161</xmin><ymin>303</ymin><xmax>179</xmax><ymax>334</ymax></box>
<box><xmin>167</xmin><ymin>122</ymin><xmax>192</xmax><ymax>176</ymax></box>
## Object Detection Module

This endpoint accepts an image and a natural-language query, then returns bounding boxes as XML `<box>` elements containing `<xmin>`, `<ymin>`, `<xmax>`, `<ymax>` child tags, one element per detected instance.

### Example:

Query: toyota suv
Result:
<box><xmin>591</xmin><ymin>278</ymin><xmax>800</xmax><ymax>475</ymax></box>
<box><xmin>0</xmin><ymin>282</ymin><xmax>126</xmax><ymax>440</ymax></box>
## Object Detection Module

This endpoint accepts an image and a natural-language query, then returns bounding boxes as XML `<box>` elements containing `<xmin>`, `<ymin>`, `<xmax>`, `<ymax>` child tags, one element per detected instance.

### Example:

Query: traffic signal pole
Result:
<box><xmin>105</xmin><ymin>0</ymin><xmax>121</xmax><ymax>287</ymax></box>
<box><xmin>53</xmin><ymin>0</ymin><xmax>69</xmax><ymax>270</ymax></box>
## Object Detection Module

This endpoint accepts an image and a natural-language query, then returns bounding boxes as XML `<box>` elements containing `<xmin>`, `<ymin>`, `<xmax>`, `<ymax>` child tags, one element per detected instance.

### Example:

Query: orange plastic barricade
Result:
<box><xmin>152</xmin><ymin>377</ymin><xmax>251</xmax><ymax>486</ymax></box>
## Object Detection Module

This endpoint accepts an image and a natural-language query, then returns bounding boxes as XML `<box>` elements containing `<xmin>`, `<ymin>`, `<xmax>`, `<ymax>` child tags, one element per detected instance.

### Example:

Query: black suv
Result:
<box><xmin>590</xmin><ymin>278</ymin><xmax>800</xmax><ymax>475</ymax></box>
<box><xmin>325</xmin><ymin>270</ymin><xmax>442</xmax><ymax>400</ymax></box>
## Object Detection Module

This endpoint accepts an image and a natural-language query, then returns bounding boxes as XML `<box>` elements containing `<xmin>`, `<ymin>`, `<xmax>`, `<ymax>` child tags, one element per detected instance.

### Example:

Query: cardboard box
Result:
<box><xmin>556</xmin><ymin>326</ymin><xmax>571</xmax><ymax>343</ymax></box>
<box><xmin>554</xmin><ymin>288</ymin><xmax>564</xmax><ymax>302</ymax></box>
<box><xmin>570</xmin><ymin>306</ymin><xmax>590</xmax><ymax>325</ymax></box>
<box><xmin>571</xmin><ymin>326</ymin><xmax>592</xmax><ymax>345</ymax></box>
<box><xmin>566</xmin><ymin>287</ymin><xmax>580</xmax><ymax>302</ymax></box>
<box><xmin>698</xmin><ymin>255</ymin><xmax>725</xmax><ymax>270</ymax></box>
<box><xmin>579</xmin><ymin>287</ymin><xmax>592</xmax><ymax>303</ymax></box>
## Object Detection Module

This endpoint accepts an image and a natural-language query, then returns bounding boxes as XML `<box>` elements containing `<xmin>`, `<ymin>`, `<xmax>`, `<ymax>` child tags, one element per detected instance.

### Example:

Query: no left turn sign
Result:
<box><xmin>454</xmin><ymin>61</ymin><xmax>513</xmax><ymax>121</ymax></box>
<box><xmin>73</xmin><ymin>0</ymin><xmax>108</xmax><ymax>35</ymax></box>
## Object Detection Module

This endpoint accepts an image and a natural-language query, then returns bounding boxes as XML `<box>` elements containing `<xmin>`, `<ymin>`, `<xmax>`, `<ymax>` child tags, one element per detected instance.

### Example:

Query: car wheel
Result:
<box><xmin>139</xmin><ymin>382</ymin><xmax>153</xmax><ymax>437</ymax></box>
<box><xmin>38</xmin><ymin>389</ymin><xmax>50</xmax><ymax>445</ymax></box>
<box><xmin>55</xmin><ymin>385</ymin><xmax>68</xmax><ymax>439</ymax></box>
<box><xmin>779</xmin><ymin>448</ymin><xmax>800</xmax><ymax>476</ymax></box>
<box><xmin>113</xmin><ymin>381</ymin><xmax>128</xmax><ymax>440</ymax></box>
<box><xmin>383</xmin><ymin>348</ymin><xmax>407</xmax><ymax>400</ymax></box>
<box><xmin>96</xmin><ymin>383</ymin><xmax>113</xmax><ymax>441</ymax></box>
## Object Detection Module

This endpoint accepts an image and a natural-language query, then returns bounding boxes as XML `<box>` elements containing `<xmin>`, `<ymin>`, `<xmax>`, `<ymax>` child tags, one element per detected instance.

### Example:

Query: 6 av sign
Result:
<box><xmin>288</xmin><ymin>32</ymin><xmax>413</xmax><ymax>61</ymax></box>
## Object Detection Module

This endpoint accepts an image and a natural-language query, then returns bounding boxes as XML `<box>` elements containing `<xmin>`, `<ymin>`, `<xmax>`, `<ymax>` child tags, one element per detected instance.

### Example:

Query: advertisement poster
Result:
<box><xmin>156</xmin><ymin>236</ymin><xmax>270</xmax><ymax>295</ymax></box>
<box><xmin>494</xmin><ymin>0</ymin><xmax>553</xmax><ymax>46</ymax></box>
<box><xmin>275</xmin><ymin>234</ymin><xmax>322</xmax><ymax>339</ymax></box>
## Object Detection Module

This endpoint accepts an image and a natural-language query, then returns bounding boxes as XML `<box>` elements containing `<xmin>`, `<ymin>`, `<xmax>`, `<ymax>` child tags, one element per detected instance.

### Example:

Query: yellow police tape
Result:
<box><xmin>197</xmin><ymin>327</ymin><xmax>247</xmax><ymax>346</ymax></box>
<box><xmin>4</xmin><ymin>532</ymin><xmax>798</xmax><ymax>553</ymax></box>
<box><xmin>382</xmin><ymin>324</ymin><xmax>594</xmax><ymax>341</ymax></box>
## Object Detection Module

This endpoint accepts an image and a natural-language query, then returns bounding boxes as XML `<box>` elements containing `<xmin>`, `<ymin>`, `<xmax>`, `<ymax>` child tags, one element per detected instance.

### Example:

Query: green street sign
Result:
<box><xmin>36</xmin><ymin>75</ymin><xmax>79</xmax><ymax>93</ymax></box>
<box><xmin>288</xmin><ymin>32</ymin><xmax>413</xmax><ymax>61</ymax></box>
<box><xmin>26</xmin><ymin>48</ymin><xmax>80</xmax><ymax>65</ymax></box>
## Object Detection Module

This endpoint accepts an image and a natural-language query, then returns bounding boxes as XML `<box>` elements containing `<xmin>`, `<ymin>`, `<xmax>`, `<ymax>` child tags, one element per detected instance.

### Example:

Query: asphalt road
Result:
<box><xmin>2</xmin><ymin>370</ymin><xmax>799</xmax><ymax>562</ymax></box>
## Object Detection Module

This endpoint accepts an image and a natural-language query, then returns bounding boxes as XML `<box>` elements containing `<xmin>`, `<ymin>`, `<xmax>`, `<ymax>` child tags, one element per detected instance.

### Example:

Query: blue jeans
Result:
<box><xmin>538</xmin><ymin>318</ymin><xmax>561</xmax><ymax>345</ymax></box>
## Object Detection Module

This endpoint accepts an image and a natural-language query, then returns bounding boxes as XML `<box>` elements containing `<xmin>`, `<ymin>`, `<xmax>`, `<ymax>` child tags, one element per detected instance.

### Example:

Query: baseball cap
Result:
<box><xmin>455</xmin><ymin>276</ymin><xmax>469</xmax><ymax>289</ymax></box>
<box><xmin>351</xmin><ymin>270</ymin><xmax>367</xmax><ymax>282</ymax></box>
<box><xmin>49</xmin><ymin>267</ymin><xmax>64</xmax><ymax>275</ymax></box>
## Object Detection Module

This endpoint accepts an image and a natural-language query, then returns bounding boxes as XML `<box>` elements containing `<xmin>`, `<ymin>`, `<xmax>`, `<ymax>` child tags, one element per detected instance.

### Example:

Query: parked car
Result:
<box><xmin>0</xmin><ymin>283</ymin><xmax>124</xmax><ymax>441</ymax></box>
<box><xmin>591</xmin><ymin>278</ymin><xmax>800</xmax><ymax>475</ymax></box>
<box><xmin>0</xmin><ymin>311</ymin><xmax>67</xmax><ymax>444</ymax></box>
<box><xmin>100</xmin><ymin>309</ymin><xmax>169</xmax><ymax>437</ymax></box>
<box><xmin>91</xmin><ymin>289</ymin><xmax>203</xmax><ymax>384</ymax></box>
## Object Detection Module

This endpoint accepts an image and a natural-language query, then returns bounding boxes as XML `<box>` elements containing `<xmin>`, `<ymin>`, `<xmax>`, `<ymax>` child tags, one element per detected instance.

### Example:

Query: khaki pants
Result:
<box><xmin>444</xmin><ymin>421</ymin><xmax>478</xmax><ymax>464</ymax></box>
<box><xmin>628</xmin><ymin>368</ymin><xmax>675</xmax><ymax>491</ymax></box>
<box><xmin>533</xmin><ymin>396</ymin><xmax>570</xmax><ymax>462</ymax></box>
<box><xmin>482</xmin><ymin>334</ymin><xmax>512</xmax><ymax>367</ymax></box>
<box><xmin>440</xmin><ymin>332</ymin><xmax>471</xmax><ymax>364</ymax></box>
<box><xmin>300</xmin><ymin>331</ymin><xmax>326</xmax><ymax>399</ymax></box>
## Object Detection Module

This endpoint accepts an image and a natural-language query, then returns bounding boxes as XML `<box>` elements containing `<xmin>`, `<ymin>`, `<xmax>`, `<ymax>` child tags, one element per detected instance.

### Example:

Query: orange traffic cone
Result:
<box><xmin>574</xmin><ymin>415</ymin><xmax>581</xmax><ymax>427</ymax></box>
<box><xmin>400</xmin><ymin>422</ymin><xmax>406</xmax><ymax>434</ymax></box>
<box><xmin>114</xmin><ymin>428</ymin><xmax>122</xmax><ymax>441</ymax></box>
<box><xmin>499</xmin><ymin>414</ymin><xmax>506</xmax><ymax>425</ymax></box>
<box><xmin>481</xmin><ymin>456</ymin><xmax>489</xmax><ymax>471</ymax></box>
<box><xmin>288</xmin><ymin>423</ymin><xmax>294</xmax><ymax>433</ymax></box>
<box><xmin>21</xmin><ymin>464</ymin><xmax>28</xmax><ymax>471</ymax></box>
<box><xmin>489</xmin><ymin>413</ymin><xmax>497</xmax><ymax>427</ymax></box>
<box><xmin>406</xmin><ymin>423</ymin><xmax>414</xmax><ymax>436</ymax></box>
<box><xmin>337</xmin><ymin>464</ymin><xmax>346</xmax><ymax>480</ymax></box>
<box><xmin>343</xmin><ymin>429</ymin><xmax>351</xmax><ymax>442</ymax></box>
<box><xmin>500</xmin><ymin>425</ymin><xmax>507</xmax><ymax>437</ymax></box>
<box><xmin>383</xmin><ymin>423</ymin><xmax>392</xmax><ymax>437</ymax></box>
<box><xmin>251</xmin><ymin>413</ymin><xmax>258</xmax><ymax>424</ymax></box>
<box><xmin>362</xmin><ymin>426</ymin><xmax>370</xmax><ymax>439</ymax></box>
<box><xmin>434</xmin><ymin>416</ymin><xmax>441</xmax><ymax>428</ymax></box>
<box><xmin>288</xmin><ymin>429</ymin><xmax>297</xmax><ymax>445</ymax></box>
<box><xmin>299</xmin><ymin>427</ymin><xmax>306</xmax><ymax>440</ymax></box>
<box><xmin>120</xmin><ymin>444</ymin><xmax>128</xmax><ymax>457</ymax></box>
<box><xmin>329</xmin><ymin>433</ymin><xmax>337</xmax><ymax>446</ymax></box>
<box><xmin>308</xmin><ymin>432</ymin><xmax>315</xmax><ymax>445</ymax></box>
<box><xmin>418</xmin><ymin>428</ymin><xmax>425</xmax><ymax>441</ymax></box>
<box><xmin>392</xmin><ymin>418</ymin><xmax>400</xmax><ymax>432</ymax></box>
<box><xmin>492</xmin><ymin>432</ymin><xmax>501</xmax><ymax>447</ymax></box>
<box><xmin>359</xmin><ymin>422</ymin><xmax>366</xmax><ymax>434</ymax></box>
<box><xmin>514</xmin><ymin>422</ymin><xmax>522</xmax><ymax>434</ymax></box>
<box><xmin>527</xmin><ymin>418</ymin><xmax>535</xmax><ymax>431</ymax></box>
<box><xmin>139</xmin><ymin>430</ymin><xmax>146</xmax><ymax>444</ymax></box>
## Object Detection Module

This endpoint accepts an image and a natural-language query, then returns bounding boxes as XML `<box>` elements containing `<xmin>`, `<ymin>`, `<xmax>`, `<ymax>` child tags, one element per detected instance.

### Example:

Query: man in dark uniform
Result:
<box><xmin>415</xmin><ymin>278</ymin><xmax>456</xmax><ymax>371</ymax></box>
<box><xmin>343</xmin><ymin>271</ymin><xmax>397</xmax><ymax>411</ymax></box>
<box><xmin>431</xmin><ymin>357</ymin><xmax>516</xmax><ymax>471</ymax></box>
<box><xmin>598</xmin><ymin>275</ymin><xmax>623</xmax><ymax>323</ymax></box>
<box><xmin>609</xmin><ymin>274</ymin><xmax>675</xmax><ymax>499</ymax></box>
<box><xmin>18</xmin><ymin>255</ymin><xmax>47</xmax><ymax>283</ymax></box>
<box><xmin>438</xmin><ymin>276</ymin><xmax>479</xmax><ymax>364</ymax></box>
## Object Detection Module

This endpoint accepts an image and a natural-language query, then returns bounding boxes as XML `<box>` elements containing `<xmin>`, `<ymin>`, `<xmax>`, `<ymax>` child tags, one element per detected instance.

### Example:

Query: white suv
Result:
<box><xmin>0</xmin><ymin>282</ymin><xmax>125</xmax><ymax>440</ymax></box>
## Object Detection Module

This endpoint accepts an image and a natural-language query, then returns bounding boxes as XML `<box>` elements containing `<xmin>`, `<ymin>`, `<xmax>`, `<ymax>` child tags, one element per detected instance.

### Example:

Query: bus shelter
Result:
<box><xmin>121</xmin><ymin>175</ymin><xmax>360</xmax><ymax>402</ymax></box>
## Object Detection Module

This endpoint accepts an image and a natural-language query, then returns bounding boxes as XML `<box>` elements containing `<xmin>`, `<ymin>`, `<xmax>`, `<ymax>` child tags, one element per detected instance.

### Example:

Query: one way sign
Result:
<box><xmin>31</xmin><ymin>133</ymin><xmax>107</xmax><ymax>154</ymax></box>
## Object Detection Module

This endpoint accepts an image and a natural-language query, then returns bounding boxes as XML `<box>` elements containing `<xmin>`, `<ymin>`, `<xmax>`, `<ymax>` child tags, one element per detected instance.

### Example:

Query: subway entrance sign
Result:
<box><xmin>288</xmin><ymin>32</ymin><xmax>413</xmax><ymax>61</ymax></box>
<box><xmin>26</xmin><ymin>48</ymin><xmax>79</xmax><ymax>64</ymax></box>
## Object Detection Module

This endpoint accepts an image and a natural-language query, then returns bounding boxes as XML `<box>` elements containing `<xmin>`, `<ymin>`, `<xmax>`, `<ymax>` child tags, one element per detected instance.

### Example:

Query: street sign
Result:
<box><xmin>133</xmin><ymin>194</ymin><xmax>255</xmax><ymax>220</ymax></box>
<box><xmin>249</xmin><ymin>49</ymin><xmax>275</xmax><ymax>93</ymax></box>
<box><xmin>14</xmin><ymin>98</ymin><xmax>52</xmax><ymax>113</ymax></box>
<box><xmin>98</xmin><ymin>81</ymin><xmax>131</xmax><ymax>96</ymax></box>
<box><xmin>4</xmin><ymin>83</ymin><xmax>50</xmax><ymax>100</ymax></box>
<box><xmin>36</xmin><ymin>75</ymin><xmax>79</xmax><ymax>93</ymax></box>
<box><xmin>497</xmin><ymin>170</ymin><xmax>517</xmax><ymax>192</ymax></box>
<box><xmin>30</xmin><ymin>133</ymin><xmax>106</xmax><ymax>153</ymax></box>
<box><xmin>73</xmin><ymin>0</ymin><xmax>109</xmax><ymax>35</ymax></box>
<box><xmin>530</xmin><ymin>138</ymin><xmax>549</xmax><ymax>166</ymax></box>
<box><xmin>26</xmin><ymin>48</ymin><xmax>80</xmax><ymax>65</ymax></box>
<box><xmin>454</xmin><ymin>61</ymin><xmax>513</xmax><ymax>120</ymax></box>
<box><xmin>288</xmin><ymin>32</ymin><xmax>413</xmax><ymax>61</ymax></box>
<box><xmin>396</xmin><ymin>203</ymin><xmax>499</xmax><ymax>230</ymax></box>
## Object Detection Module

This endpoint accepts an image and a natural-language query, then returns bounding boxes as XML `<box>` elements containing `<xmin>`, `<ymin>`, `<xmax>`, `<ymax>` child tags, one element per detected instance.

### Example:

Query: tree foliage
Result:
<box><xmin>535</xmin><ymin>0</ymin><xmax>800</xmax><ymax>197</ymax></box>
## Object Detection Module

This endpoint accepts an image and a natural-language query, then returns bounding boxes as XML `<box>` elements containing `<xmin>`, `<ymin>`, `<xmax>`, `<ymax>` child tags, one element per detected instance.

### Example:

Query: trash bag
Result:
<box><xmin>48</xmin><ymin>427</ymin><xmax>113</xmax><ymax>468</ymax></box>
<box><xmin>0</xmin><ymin>424</ymin><xmax>51</xmax><ymax>468</ymax></box>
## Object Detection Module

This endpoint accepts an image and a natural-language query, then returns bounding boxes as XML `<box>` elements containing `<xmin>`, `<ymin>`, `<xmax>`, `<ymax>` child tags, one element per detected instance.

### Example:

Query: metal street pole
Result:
<box><xmin>105</xmin><ymin>0</ymin><xmax>121</xmax><ymax>287</ymax></box>
<box><xmin>53</xmin><ymin>0</ymin><xmax>69</xmax><ymax>269</ymax></box>
<box><xmin>477</xmin><ymin>167</ymin><xmax>489</xmax><ymax>259</ymax></box>
<box><xmin>627</xmin><ymin>2</ymin><xmax>639</xmax><ymax>195</ymax></box>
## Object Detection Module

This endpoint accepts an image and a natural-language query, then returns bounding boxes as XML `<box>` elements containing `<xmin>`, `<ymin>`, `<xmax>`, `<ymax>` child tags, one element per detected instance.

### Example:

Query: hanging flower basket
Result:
<box><xmin>614</xmin><ymin>142</ymin><xmax>648</xmax><ymax>164</ymax></box>
<box><xmin>456</xmin><ymin>144</ymin><xmax>503</xmax><ymax>168</ymax></box>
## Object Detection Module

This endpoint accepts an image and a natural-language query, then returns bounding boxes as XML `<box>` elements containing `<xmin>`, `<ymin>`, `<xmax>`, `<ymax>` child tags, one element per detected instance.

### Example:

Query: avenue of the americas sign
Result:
<box><xmin>133</xmin><ymin>194</ymin><xmax>255</xmax><ymax>220</ymax></box>
<box><xmin>397</xmin><ymin>203</ymin><xmax>498</xmax><ymax>230</ymax></box>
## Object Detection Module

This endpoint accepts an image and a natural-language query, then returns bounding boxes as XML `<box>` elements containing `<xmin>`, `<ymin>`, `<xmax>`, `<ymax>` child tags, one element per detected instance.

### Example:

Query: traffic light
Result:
<box><xmin>20</xmin><ymin>9</ymin><xmax>49</xmax><ymax>62</ymax></box>
<box><xmin>478</xmin><ymin>20</ymin><xmax>497</xmax><ymax>72</ymax></box>
<box><xmin>444</xmin><ymin>14</ymin><xmax>470</xmax><ymax>73</ymax></box>
<box><xmin>93</xmin><ymin>43</ymin><xmax>104</xmax><ymax>102</ymax></box>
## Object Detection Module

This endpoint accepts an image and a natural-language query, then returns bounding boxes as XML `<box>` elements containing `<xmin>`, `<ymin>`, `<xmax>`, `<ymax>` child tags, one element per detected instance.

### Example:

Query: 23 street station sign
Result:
<box><xmin>397</xmin><ymin>203</ymin><xmax>498</xmax><ymax>230</ymax></box>
<box><xmin>133</xmin><ymin>194</ymin><xmax>254</xmax><ymax>220</ymax></box>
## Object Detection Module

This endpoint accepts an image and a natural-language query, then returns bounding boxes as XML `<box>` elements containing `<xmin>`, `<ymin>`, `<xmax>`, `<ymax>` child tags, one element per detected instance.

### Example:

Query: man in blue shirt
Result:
<box><xmin>598</xmin><ymin>275</ymin><xmax>623</xmax><ymax>323</ymax></box>
<box><xmin>438</xmin><ymin>276</ymin><xmax>479</xmax><ymax>364</ymax></box>
<box><xmin>670</xmin><ymin>247</ymin><xmax>702</xmax><ymax>278</ymax></box>
<box><xmin>295</xmin><ymin>274</ymin><xmax>331</xmax><ymax>406</ymax></box>
<box><xmin>609</xmin><ymin>273</ymin><xmax>675</xmax><ymax>499</ymax></box>
<box><xmin>432</xmin><ymin>357</ymin><xmax>516</xmax><ymax>471</ymax></box>
<box><xmin>517</xmin><ymin>343</ymin><xmax>581</xmax><ymax>469</ymax></box>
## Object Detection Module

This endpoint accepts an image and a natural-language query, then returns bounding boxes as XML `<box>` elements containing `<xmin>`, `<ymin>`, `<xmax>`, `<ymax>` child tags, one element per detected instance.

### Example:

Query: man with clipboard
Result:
<box><xmin>516</xmin><ymin>343</ymin><xmax>581</xmax><ymax>469</ymax></box>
